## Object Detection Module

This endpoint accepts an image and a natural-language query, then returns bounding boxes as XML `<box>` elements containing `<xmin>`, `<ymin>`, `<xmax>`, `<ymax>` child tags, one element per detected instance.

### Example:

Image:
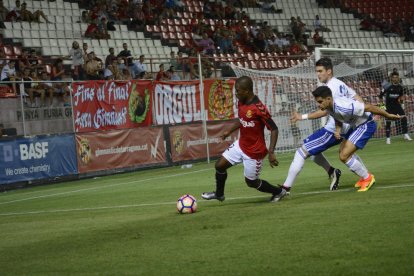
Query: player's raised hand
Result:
<box><xmin>268</xmin><ymin>152</ymin><xmax>279</xmax><ymax>168</ymax></box>
<box><xmin>290</xmin><ymin>112</ymin><xmax>302</xmax><ymax>123</ymax></box>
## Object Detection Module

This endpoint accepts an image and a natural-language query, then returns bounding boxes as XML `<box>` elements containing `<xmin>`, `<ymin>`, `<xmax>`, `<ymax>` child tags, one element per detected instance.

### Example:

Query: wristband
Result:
<box><xmin>301</xmin><ymin>114</ymin><xmax>309</xmax><ymax>120</ymax></box>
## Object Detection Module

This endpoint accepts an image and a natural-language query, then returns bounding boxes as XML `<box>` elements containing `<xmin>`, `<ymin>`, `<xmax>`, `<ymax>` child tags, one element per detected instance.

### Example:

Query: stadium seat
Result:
<box><xmin>2</xmin><ymin>29</ymin><xmax>13</xmax><ymax>39</ymax></box>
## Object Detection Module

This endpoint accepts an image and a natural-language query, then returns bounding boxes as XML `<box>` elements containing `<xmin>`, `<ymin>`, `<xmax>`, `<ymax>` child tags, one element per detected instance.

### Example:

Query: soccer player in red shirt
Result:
<box><xmin>202</xmin><ymin>76</ymin><xmax>287</xmax><ymax>202</ymax></box>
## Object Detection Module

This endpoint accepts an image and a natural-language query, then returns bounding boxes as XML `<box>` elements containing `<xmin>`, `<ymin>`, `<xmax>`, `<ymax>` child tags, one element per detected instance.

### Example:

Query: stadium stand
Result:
<box><xmin>0</xmin><ymin>0</ymin><xmax>413</xmax><ymax>74</ymax></box>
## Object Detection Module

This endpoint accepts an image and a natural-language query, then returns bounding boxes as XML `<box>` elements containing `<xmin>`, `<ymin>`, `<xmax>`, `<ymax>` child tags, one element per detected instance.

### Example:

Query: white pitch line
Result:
<box><xmin>0</xmin><ymin>183</ymin><xmax>413</xmax><ymax>217</ymax></box>
<box><xmin>0</xmin><ymin>168</ymin><xmax>212</xmax><ymax>205</ymax></box>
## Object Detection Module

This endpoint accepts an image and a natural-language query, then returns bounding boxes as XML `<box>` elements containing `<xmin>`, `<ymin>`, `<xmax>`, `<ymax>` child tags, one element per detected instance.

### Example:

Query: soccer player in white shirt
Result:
<box><xmin>281</xmin><ymin>57</ymin><xmax>364</xmax><ymax>194</ymax></box>
<box><xmin>312</xmin><ymin>86</ymin><xmax>400</xmax><ymax>191</ymax></box>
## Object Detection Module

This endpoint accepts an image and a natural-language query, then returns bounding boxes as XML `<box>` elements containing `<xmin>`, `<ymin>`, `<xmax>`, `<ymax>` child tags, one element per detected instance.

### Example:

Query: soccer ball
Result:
<box><xmin>177</xmin><ymin>194</ymin><xmax>197</xmax><ymax>214</ymax></box>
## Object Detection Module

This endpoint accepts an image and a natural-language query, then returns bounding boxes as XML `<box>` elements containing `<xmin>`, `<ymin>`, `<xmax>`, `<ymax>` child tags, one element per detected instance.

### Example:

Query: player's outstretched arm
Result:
<box><xmin>364</xmin><ymin>104</ymin><xmax>401</xmax><ymax>120</ymax></box>
<box><xmin>291</xmin><ymin>109</ymin><xmax>328</xmax><ymax>123</ymax></box>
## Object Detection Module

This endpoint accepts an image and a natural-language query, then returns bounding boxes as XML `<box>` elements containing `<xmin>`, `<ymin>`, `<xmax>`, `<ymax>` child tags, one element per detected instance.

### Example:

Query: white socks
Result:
<box><xmin>345</xmin><ymin>155</ymin><xmax>369</xmax><ymax>179</ymax></box>
<box><xmin>283</xmin><ymin>148</ymin><xmax>307</xmax><ymax>188</ymax></box>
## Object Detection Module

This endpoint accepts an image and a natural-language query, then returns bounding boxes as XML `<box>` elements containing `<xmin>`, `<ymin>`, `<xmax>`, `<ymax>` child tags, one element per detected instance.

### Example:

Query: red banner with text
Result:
<box><xmin>169</xmin><ymin>120</ymin><xmax>239</xmax><ymax>162</ymax></box>
<box><xmin>152</xmin><ymin>79</ymin><xmax>236</xmax><ymax>125</ymax></box>
<box><xmin>72</xmin><ymin>80</ymin><xmax>152</xmax><ymax>132</ymax></box>
<box><xmin>76</xmin><ymin>127</ymin><xmax>166</xmax><ymax>173</ymax></box>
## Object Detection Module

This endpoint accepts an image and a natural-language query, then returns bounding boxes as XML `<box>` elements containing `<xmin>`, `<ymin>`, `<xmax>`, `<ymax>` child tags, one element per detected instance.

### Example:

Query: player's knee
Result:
<box><xmin>339</xmin><ymin>152</ymin><xmax>350</xmax><ymax>163</ymax></box>
<box><xmin>214</xmin><ymin>159</ymin><xmax>226</xmax><ymax>172</ymax></box>
<box><xmin>245</xmin><ymin>177</ymin><xmax>259</xmax><ymax>188</ymax></box>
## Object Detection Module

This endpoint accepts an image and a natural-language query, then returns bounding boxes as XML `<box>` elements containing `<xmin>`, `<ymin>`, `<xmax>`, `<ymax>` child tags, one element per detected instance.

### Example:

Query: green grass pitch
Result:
<box><xmin>1</xmin><ymin>138</ymin><xmax>413</xmax><ymax>275</ymax></box>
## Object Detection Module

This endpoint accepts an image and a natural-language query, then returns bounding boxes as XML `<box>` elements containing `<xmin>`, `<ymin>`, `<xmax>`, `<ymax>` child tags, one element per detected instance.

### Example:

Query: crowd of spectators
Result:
<box><xmin>0</xmin><ymin>46</ymin><xmax>70</xmax><ymax>107</ymax></box>
<box><xmin>75</xmin><ymin>0</ymin><xmax>315</xmax><ymax>58</ymax></box>
<box><xmin>66</xmin><ymin>39</ymin><xmax>198</xmax><ymax>81</ymax></box>
<box><xmin>359</xmin><ymin>15</ymin><xmax>414</xmax><ymax>42</ymax></box>
<box><xmin>1</xmin><ymin>0</ymin><xmax>51</xmax><ymax>23</ymax></box>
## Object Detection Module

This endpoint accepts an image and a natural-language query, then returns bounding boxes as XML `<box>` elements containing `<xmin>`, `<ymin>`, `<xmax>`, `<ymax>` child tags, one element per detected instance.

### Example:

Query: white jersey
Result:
<box><xmin>322</xmin><ymin>77</ymin><xmax>357</xmax><ymax>133</ymax></box>
<box><xmin>329</xmin><ymin>97</ymin><xmax>372</xmax><ymax>128</ymax></box>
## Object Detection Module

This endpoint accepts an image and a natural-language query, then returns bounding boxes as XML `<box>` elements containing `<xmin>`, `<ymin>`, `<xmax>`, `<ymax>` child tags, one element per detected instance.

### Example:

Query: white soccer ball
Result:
<box><xmin>177</xmin><ymin>194</ymin><xmax>197</xmax><ymax>214</ymax></box>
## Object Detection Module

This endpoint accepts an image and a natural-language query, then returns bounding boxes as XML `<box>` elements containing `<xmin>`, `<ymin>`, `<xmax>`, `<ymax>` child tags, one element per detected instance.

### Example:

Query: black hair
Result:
<box><xmin>315</xmin><ymin>57</ymin><xmax>333</xmax><ymax>70</ymax></box>
<box><xmin>235</xmin><ymin>76</ymin><xmax>253</xmax><ymax>91</ymax></box>
<box><xmin>390</xmin><ymin>71</ymin><xmax>399</xmax><ymax>77</ymax></box>
<box><xmin>312</xmin><ymin>86</ymin><xmax>332</xmax><ymax>98</ymax></box>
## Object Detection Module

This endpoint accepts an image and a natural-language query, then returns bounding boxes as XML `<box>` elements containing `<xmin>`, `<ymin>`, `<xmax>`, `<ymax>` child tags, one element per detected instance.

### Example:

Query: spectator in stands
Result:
<box><xmin>359</xmin><ymin>15</ymin><xmax>377</xmax><ymax>31</ymax></box>
<box><xmin>133</xmin><ymin>55</ymin><xmax>151</xmax><ymax>79</ymax></box>
<box><xmin>193</xmin><ymin>32</ymin><xmax>216</xmax><ymax>56</ymax></box>
<box><xmin>176</xmin><ymin>51</ymin><xmax>196</xmax><ymax>80</ymax></box>
<box><xmin>211</xmin><ymin>1</ymin><xmax>225</xmax><ymax>19</ymax></box>
<box><xmin>409</xmin><ymin>25</ymin><xmax>414</xmax><ymax>42</ymax></box>
<box><xmin>156</xmin><ymin>64</ymin><xmax>170</xmax><ymax>81</ymax></box>
<box><xmin>51</xmin><ymin>58</ymin><xmax>70</xmax><ymax>106</ymax></box>
<box><xmin>297</xmin><ymin>16</ymin><xmax>311</xmax><ymax>33</ymax></box>
<box><xmin>17</xmin><ymin>48</ymin><xmax>31</xmax><ymax>72</ymax></box>
<box><xmin>129</xmin><ymin>2</ymin><xmax>145</xmax><ymax>31</ymax></box>
<box><xmin>313</xmin><ymin>15</ymin><xmax>330</xmax><ymax>32</ymax></box>
<box><xmin>200</xmin><ymin>55</ymin><xmax>213</xmax><ymax>79</ymax></box>
<box><xmin>382</xmin><ymin>19</ymin><xmax>401</xmax><ymax>38</ymax></box>
<box><xmin>97</xmin><ymin>17</ymin><xmax>110</xmax><ymax>39</ymax></box>
<box><xmin>260</xmin><ymin>0</ymin><xmax>282</xmax><ymax>13</ymax></box>
<box><xmin>1</xmin><ymin>59</ymin><xmax>17</xmax><ymax>94</ymax></box>
<box><xmin>218</xmin><ymin>33</ymin><xmax>235</xmax><ymax>54</ymax></box>
<box><xmin>23</xmin><ymin>68</ymin><xmax>45</xmax><ymax>107</ymax></box>
<box><xmin>84</xmin><ymin>52</ymin><xmax>103</xmax><ymax>80</ymax></box>
<box><xmin>289</xmin><ymin>16</ymin><xmax>303</xmax><ymax>42</ymax></box>
<box><xmin>164</xmin><ymin>0</ymin><xmax>175</xmax><ymax>18</ymax></box>
<box><xmin>84</xmin><ymin>18</ymin><xmax>106</xmax><ymax>39</ymax></box>
<box><xmin>117</xmin><ymin>42</ymin><xmax>136</xmax><ymax>78</ymax></box>
<box><xmin>261</xmin><ymin>21</ymin><xmax>274</xmax><ymax>38</ymax></box>
<box><xmin>224</xmin><ymin>2</ymin><xmax>237</xmax><ymax>19</ymax></box>
<box><xmin>166</xmin><ymin>65</ymin><xmax>180</xmax><ymax>81</ymax></box>
<box><xmin>0</xmin><ymin>48</ymin><xmax>6</xmax><ymax>72</ymax></box>
<box><xmin>267</xmin><ymin>34</ymin><xmax>281</xmax><ymax>53</ymax></box>
<box><xmin>6</xmin><ymin>0</ymin><xmax>21</xmax><ymax>22</ymax></box>
<box><xmin>122</xmin><ymin>68</ymin><xmax>132</xmax><ymax>80</ymax></box>
<box><xmin>116</xmin><ymin>56</ymin><xmax>126</xmax><ymax>73</ymax></box>
<box><xmin>50</xmin><ymin>58</ymin><xmax>65</xmax><ymax>81</ymax></box>
<box><xmin>81</xmin><ymin>10</ymin><xmax>91</xmax><ymax>24</ymax></box>
<box><xmin>289</xmin><ymin>39</ymin><xmax>307</xmax><ymax>55</ymax></box>
<box><xmin>169</xmin><ymin>51</ymin><xmax>178</xmax><ymax>69</ymax></box>
<box><xmin>253</xmin><ymin>32</ymin><xmax>267</xmax><ymax>53</ymax></box>
<box><xmin>104</xmin><ymin>47</ymin><xmax>116</xmax><ymax>68</ymax></box>
<box><xmin>313</xmin><ymin>30</ymin><xmax>329</xmax><ymax>45</ymax></box>
<box><xmin>67</xmin><ymin>41</ymin><xmax>84</xmax><ymax>80</ymax></box>
<box><xmin>203</xmin><ymin>1</ymin><xmax>213</xmax><ymax>18</ymax></box>
<box><xmin>37</xmin><ymin>71</ymin><xmax>54</xmax><ymax>107</ymax></box>
<box><xmin>104</xmin><ymin>63</ymin><xmax>122</xmax><ymax>80</ymax></box>
<box><xmin>0</xmin><ymin>0</ymin><xmax>9</xmax><ymax>27</ymax></box>
<box><xmin>20</xmin><ymin>2</ymin><xmax>51</xmax><ymax>23</ymax></box>
<box><xmin>82</xmin><ymin>42</ymin><xmax>89</xmax><ymax>63</ymax></box>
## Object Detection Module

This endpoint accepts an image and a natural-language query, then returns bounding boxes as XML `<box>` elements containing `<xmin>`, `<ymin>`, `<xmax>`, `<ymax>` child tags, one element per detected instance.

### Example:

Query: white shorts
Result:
<box><xmin>222</xmin><ymin>140</ymin><xmax>263</xmax><ymax>180</ymax></box>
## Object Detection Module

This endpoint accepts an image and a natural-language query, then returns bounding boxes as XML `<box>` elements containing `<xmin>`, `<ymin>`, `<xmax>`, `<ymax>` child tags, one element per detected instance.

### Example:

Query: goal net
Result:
<box><xmin>230</xmin><ymin>48</ymin><xmax>414</xmax><ymax>153</ymax></box>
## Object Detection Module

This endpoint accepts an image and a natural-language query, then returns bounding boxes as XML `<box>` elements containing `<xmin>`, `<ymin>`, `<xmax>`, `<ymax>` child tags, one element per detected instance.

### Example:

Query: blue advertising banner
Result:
<box><xmin>0</xmin><ymin>135</ymin><xmax>78</xmax><ymax>185</ymax></box>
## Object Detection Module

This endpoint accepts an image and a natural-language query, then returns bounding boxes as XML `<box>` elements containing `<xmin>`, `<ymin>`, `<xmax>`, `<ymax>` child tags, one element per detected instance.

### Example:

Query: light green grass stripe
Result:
<box><xmin>1</xmin><ymin>183</ymin><xmax>413</xmax><ymax>217</ymax></box>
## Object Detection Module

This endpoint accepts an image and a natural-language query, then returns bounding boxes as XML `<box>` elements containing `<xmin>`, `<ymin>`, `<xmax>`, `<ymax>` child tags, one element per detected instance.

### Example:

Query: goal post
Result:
<box><xmin>230</xmin><ymin>48</ymin><xmax>414</xmax><ymax>152</ymax></box>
